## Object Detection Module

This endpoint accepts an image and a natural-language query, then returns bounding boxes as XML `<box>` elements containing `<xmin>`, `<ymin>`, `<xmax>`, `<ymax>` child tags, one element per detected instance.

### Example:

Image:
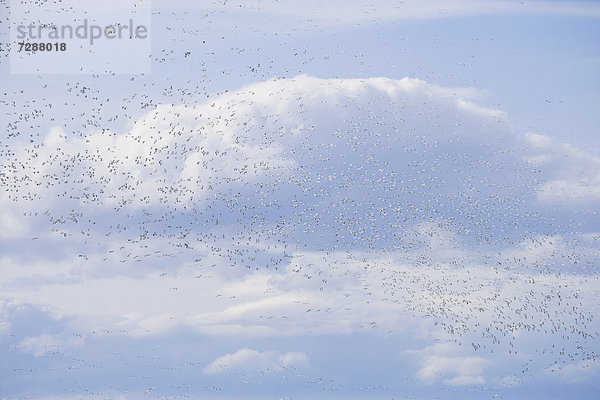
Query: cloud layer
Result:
<box><xmin>1</xmin><ymin>75</ymin><xmax>599</xmax><ymax>398</ymax></box>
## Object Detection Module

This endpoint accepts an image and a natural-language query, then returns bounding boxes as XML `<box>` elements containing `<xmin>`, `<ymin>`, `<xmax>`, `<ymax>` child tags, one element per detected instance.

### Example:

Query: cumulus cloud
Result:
<box><xmin>407</xmin><ymin>343</ymin><xmax>490</xmax><ymax>385</ymax></box>
<box><xmin>4</xmin><ymin>74</ymin><xmax>596</xmax><ymax>260</ymax></box>
<box><xmin>203</xmin><ymin>348</ymin><xmax>309</xmax><ymax>375</ymax></box>
<box><xmin>0</xmin><ymin>74</ymin><xmax>537</xmax><ymax>254</ymax></box>
<box><xmin>2</xmin><ymin>107</ymin><xmax>292</xmax><ymax>213</ymax></box>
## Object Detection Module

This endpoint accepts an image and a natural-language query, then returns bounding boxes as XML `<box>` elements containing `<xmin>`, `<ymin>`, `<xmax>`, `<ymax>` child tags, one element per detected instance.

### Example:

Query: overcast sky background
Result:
<box><xmin>1</xmin><ymin>1</ymin><xmax>600</xmax><ymax>399</ymax></box>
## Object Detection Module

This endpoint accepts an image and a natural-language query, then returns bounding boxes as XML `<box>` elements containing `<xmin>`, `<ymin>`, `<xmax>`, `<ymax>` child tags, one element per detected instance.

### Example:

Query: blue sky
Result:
<box><xmin>1</xmin><ymin>1</ymin><xmax>600</xmax><ymax>399</ymax></box>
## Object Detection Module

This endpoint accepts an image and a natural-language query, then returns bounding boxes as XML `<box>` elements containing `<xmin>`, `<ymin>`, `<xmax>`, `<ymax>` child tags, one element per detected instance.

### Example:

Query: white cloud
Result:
<box><xmin>0</xmin><ymin>74</ymin><xmax>518</xmax><ymax>244</ymax></box>
<box><xmin>502</xmin><ymin>235</ymin><xmax>563</xmax><ymax>264</ymax></box>
<box><xmin>1</xmin><ymin>103</ymin><xmax>293</xmax><ymax>213</ymax></box>
<box><xmin>524</xmin><ymin>132</ymin><xmax>600</xmax><ymax>205</ymax></box>
<box><xmin>497</xmin><ymin>375</ymin><xmax>522</xmax><ymax>387</ymax></box>
<box><xmin>13</xmin><ymin>73</ymin><xmax>599</xmax><ymax>256</ymax></box>
<box><xmin>5</xmin><ymin>74</ymin><xmax>595</xmax><ymax>249</ymax></box>
<box><xmin>408</xmin><ymin>343</ymin><xmax>491</xmax><ymax>386</ymax></box>
<box><xmin>0</xmin><ymin>206</ymin><xmax>28</xmax><ymax>239</ymax></box>
<box><xmin>17</xmin><ymin>333</ymin><xmax>83</xmax><ymax>357</ymax></box>
<box><xmin>203</xmin><ymin>348</ymin><xmax>309</xmax><ymax>375</ymax></box>
<box><xmin>160</xmin><ymin>0</ymin><xmax>600</xmax><ymax>24</ymax></box>
<box><xmin>44</xmin><ymin>126</ymin><xmax>67</xmax><ymax>147</ymax></box>
<box><xmin>545</xmin><ymin>359</ymin><xmax>600</xmax><ymax>384</ymax></box>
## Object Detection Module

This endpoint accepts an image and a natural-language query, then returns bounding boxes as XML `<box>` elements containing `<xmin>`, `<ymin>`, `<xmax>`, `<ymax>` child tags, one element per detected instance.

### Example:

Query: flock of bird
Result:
<box><xmin>0</xmin><ymin>1</ymin><xmax>599</xmax><ymax>399</ymax></box>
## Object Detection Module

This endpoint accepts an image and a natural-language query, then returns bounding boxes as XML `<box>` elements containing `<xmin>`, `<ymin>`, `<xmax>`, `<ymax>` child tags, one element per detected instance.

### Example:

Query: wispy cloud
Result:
<box><xmin>157</xmin><ymin>0</ymin><xmax>600</xmax><ymax>25</ymax></box>
<box><xmin>203</xmin><ymin>348</ymin><xmax>309</xmax><ymax>375</ymax></box>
